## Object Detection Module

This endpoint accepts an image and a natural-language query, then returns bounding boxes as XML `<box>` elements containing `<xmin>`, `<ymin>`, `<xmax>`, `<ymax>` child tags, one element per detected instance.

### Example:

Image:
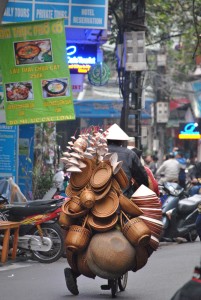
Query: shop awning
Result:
<box><xmin>73</xmin><ymin>99</ymin><xmax>154</xmax><ymax>119</ymax></box>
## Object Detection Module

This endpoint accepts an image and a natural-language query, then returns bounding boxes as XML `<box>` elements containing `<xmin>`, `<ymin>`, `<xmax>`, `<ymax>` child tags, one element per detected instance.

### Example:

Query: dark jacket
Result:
<box><xmin>108</xmin><ymin>144</ymin><xmax>149</xmax><ymax>190</ymax></box>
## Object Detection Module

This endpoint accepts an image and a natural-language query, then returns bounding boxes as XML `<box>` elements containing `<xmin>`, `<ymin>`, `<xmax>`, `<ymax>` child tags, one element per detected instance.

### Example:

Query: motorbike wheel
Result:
<box><xmin>118</xmin><ymin>272</ymin><xmax>128</xmax><ymax>291</ymax></box>
<box><xmin>31</xmin><ymin>223</ymin><xmax>64</xmax><ymax>263</ymax></box>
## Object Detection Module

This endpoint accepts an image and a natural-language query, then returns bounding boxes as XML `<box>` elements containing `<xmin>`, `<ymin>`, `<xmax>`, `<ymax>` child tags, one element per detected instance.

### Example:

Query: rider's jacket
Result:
<box><xmin>108</xmin><ymin>144</ymin><xmax>149</xmax><ymax>194</ymax></box>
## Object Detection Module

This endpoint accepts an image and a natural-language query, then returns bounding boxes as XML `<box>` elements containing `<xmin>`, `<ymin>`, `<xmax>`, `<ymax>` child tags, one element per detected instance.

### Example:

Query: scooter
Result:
<box><xmin>0</xmin><ymin>194</ymin><xmax>65</xmax><ymax>263</ymax></box>
<box><xmin>161</xmin><ymin>182</ymin><xmax>201</xmax><ymax>242</ymax></box>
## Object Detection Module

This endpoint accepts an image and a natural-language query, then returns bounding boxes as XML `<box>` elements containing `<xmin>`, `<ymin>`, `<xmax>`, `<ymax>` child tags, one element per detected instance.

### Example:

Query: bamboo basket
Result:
<box><xmin>65</xmin><ymin>215</ymin><xmax>92</xmax><ymax>253</ymax></box>
<box><xmin>120</xmin><ymin>211</ymin><xmax>151</xmax><ymax>247</ymax></box>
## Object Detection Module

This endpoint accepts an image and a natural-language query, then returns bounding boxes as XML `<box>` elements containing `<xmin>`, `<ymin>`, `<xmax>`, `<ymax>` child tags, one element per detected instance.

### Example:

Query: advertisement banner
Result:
<box><xmin>0</xmin><ymin>18</ymin><xmax>75</xmax><ymax>125</ymax></box>
<box><xmin>3</xmin><ymin>0</ymin><xmax>108</xmax><ymax>30</ymax></box>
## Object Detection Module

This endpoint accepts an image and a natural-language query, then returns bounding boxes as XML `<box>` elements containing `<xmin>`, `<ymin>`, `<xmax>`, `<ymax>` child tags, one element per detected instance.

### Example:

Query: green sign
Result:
<box><xmin>88</xmin><ymin>62</ymin><xmax>110</xmax><ymax>86</ymax></box>
<box><xmin>0</xmin><ymin>19</ymin><xmax>75</xmax><ymax>125</ymax></box>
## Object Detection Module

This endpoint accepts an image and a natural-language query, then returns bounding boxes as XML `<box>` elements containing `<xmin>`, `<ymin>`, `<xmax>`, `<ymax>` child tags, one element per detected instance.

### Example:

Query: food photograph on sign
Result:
<box><xmin>41</xmin><ymin>78</ymin><xmax>69</xmax><ymax>98</ymax></box>
<box><xmin>14</xmin><ymin>39</ymin><xmax>53</xmax><ymax>65</ymax></box>
<box><xmin>5</xmin><ymin>81</ymin><xmax>34</xmax><ymax>102</ymax></box>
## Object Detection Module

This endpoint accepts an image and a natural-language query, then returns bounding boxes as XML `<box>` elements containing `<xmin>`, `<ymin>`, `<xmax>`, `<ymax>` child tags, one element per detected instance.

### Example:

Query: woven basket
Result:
<box><xmin>62</xmin><ymin>200</ymin><xmax>89</xmax><ymax>219</ymax></box>
<box><xmin>119</xmin><ymin>193</ymin><xmax>143</xmax><ymax>216</ymax></box>
<box><xmin>111</xmin><ymin>178</ymin><xmax>122</xmax><ymax>195</ymax></box>
<box><xmin>120</xmin><ymin>211</ymin><xmax>151</xmax><ymax>247</ymax></box>
<box><xmin>68</xmin><ymin>196</ymin><xmax>83</xmax><ymax>213</ymax></box>
<box><xmin>87</xmin><ymin>213</ymin><xmax>118</xmax><ymax>232</ymax></box>
<box><xmin>91</xmin><ymin>191</ymin><xmax>119</xmax><ymax>218</ymax></box>
<box><xmin>114</xmin><ymin>168</ymin><xmax>129</xmax><ymax>189</ymax></box>
<box><xmin>92</xmin><ymin>180</ymin><xmax>112</xmax><ymax>201</ymax></box>
<box><xmin>65</xmin><ymin>183</ymin><xmax>83</xmax><ymax>197</ymax></box>
<box><xmin>77</xmin><ymin>250</ymin><xmax>96</xmax><ymax>278</ymax></box>
<box><xmin>58</xmin><ymin>211</ymin><xmax>74</xmax><ymax>228</ymax></box>
<box><xmin>90</xmin><ymin>162</ymin><xmax>112</xmax><ymax>189</ymax></box>
<box><xmin>86</xmin><ymin>230</ymin><xmax>136</xmax><ymax>279</ymax></box>
<box><xmin>70</xmin><ymin>158</ymin><xmax>92</xmax><ymax>189</ymax></box>
<box><xmin>65</xmin><ymin>215</ymin><xmax>92</xmax><ymax>253</ymax></box>
<box><xmin>80</xmin><ymin>188</ymin><xmax>96</xmax><ymax>208</ymax></box>
<box><xmin>131</xmin><ymin>245</ymin><xmax>149</xmax><ymax>272</ymax></box>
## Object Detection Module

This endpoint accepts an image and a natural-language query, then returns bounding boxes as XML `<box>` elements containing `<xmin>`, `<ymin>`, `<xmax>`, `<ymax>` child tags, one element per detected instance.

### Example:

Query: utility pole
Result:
<box><xmin>118</xmin><ymin>0</ymin><xmax>146</xmax><ymax>149</ymax></box>
<box><xmin>153</xmin><ymin>49</ymin><xmax>169</xmax><ymax>165</ymax></box>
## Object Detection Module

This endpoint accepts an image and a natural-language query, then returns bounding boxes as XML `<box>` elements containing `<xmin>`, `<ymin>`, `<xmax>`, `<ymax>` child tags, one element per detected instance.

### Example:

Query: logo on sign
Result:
<box><xmin>66</xmin><ymin>44</ymin><xmax>97</xmax><ymax>74</ymax></box>
<box><xmin>179</xmin><ymin>122</ymin><xmax>201</xmax><ymax>139</ymax></box>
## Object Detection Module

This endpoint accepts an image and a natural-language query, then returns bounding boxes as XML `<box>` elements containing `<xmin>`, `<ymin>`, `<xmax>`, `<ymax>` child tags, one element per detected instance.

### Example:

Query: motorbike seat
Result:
<box><xmin>6</xmin><ymin>204</ymin><xmax>59</xmax><ymax>217</ymax></box>
<box><xmin>178</xmin><ymin>194</ymin><xmax>201</xmax><ymax>214</ymax></box>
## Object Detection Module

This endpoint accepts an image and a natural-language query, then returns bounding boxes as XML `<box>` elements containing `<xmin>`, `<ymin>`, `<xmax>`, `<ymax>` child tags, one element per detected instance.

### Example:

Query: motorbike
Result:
<box><xmin>0</xmin><ymin>188</ymin><xmax>65</xmax><ymax>263</ymax></box>
<box><xmin>160</xmin><ymin>182</ymin><xmax>201</xmax><ymax>242</ymax></box>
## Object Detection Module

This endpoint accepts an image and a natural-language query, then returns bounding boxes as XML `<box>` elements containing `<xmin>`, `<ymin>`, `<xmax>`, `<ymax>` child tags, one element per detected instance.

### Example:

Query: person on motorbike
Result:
<box><xmin>64</xmin><ymin>124</ymin><xmax>149</xmax><ymax>296</ymax></box>
<box><xmin>189</xmin><ymin>162</ymin><xmax>201</xmax><ymax>196</ymax></box>
<box><xmin>175</xmin><ymin>152</ymin><xmax>187</xmax><ymax>188</ymax></box>
<box><xmin>106</xmin><ymin>123</ymin><xmax>149</xmax><ymax>197</ymax></box>
<box><xmin>155</xmin><ymin>152</ymin><xmax>181</xmax><ymax>184</ymax></box>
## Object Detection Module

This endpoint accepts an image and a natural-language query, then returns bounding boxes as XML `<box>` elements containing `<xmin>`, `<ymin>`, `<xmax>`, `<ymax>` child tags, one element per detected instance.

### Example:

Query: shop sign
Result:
<box><xmin>0</xmin><ymin>19</ymin><xmax>75</xmax><ymax>125</ymax></box>
<box><xmin>3</xmin><ymin>0</ymin><xmax>108</xmax><ymax>30</ymax></box>
<box><xmin>88</xmin><ymin>62</ymin><xmax>110</xmax><ymax>86</ymax></box>
<box><xmin>0</xmin><ymin>124</ymin><xmax>18</xmax><ymax>182</ymax></box>
<box><xmin>179</xmin><ymin>122</ymin><xmax>201</xmax><ymax>139</ymax></box>
<box><xmin>67</xmin><ymin>44</ymin><xmax>97</xmax><ymax>74</ymax></box>
<box><xmin>70</xmin><ymin>74</ymin><xmax>84</xmax><ymax>92</ymax></box>
<box><xmin>18</xmin><ymin>124</ymin><xmax>34</xmax><ymax>199</ymax></box>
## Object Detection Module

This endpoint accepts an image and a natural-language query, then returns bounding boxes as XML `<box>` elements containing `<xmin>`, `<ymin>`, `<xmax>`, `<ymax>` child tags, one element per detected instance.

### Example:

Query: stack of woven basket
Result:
<box><xmin>59</xmin><ymin>129</ymin><xmax>163</xmax><ymax>279</ymax></box>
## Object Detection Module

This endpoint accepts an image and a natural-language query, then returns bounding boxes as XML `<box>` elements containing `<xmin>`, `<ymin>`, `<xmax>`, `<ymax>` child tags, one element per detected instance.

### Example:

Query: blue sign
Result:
<box><xmin>74</xmin><ymin>100</ymin><xmax>122</xmax><ymax>118</ymax></box>
<box><xmin>179</xmin><ymin>122</ymin><xmax>201</xmax><ymax>139</ymax></box>
<box><xmin>191</xmin><ymin>81</ymin><xmax>201</xmax><ymax>118</ymax></box>
<box><xmin>18</xmin><ymin>124</ymin><xmax>35</xmax><ymax>200</ymax></box>
<box><xmin>3</xmin><ymin>0</ymin><xmax>108</xmax><ymax>29</ymax></box>
<box><xmin>67</xmin><ymin>43</ymin><xmax>97</xmax><ymax>74</ymax></box>
<box><xmin>0</xmin><ymin>124</ymin><xmax>18</xmax><ymax>182</ymax></box>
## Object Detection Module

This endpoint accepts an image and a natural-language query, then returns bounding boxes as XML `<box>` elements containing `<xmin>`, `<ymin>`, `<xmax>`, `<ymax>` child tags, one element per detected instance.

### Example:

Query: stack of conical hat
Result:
<box><xmin>131</xmin><ymin>185</ymin><xmax>163</xmax><ymax>250</ymax></box>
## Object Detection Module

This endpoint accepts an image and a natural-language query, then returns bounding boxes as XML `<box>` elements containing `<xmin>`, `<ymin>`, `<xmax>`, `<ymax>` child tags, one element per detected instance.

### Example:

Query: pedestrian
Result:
<box><xmin>155</xmin><ymin>152</ymin><xmax>181</xmax><ymax>184</ymax></box>
<box><xmin>144</xmin><ymin>155</ymin><xmax>157</xmax><ymax>175</ymax></box>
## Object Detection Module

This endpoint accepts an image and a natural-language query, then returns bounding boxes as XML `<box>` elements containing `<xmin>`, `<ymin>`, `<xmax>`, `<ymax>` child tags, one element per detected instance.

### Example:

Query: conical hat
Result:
<box><xmin>132</xmin><ymin>184</ymin><xmax>156</xmax><ymax>198</ymax></box>
<box><xmin>105</xmin><ymin>124</ymin><xmax>129</xmax><ymax>141</ymax></box>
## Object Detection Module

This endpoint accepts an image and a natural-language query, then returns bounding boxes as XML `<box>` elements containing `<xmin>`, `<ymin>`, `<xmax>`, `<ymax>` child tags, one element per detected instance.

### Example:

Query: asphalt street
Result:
<box><xmin>0</xmin><ymin>240</ymin><xmax>200</xmax><ymax>300</ymax></box>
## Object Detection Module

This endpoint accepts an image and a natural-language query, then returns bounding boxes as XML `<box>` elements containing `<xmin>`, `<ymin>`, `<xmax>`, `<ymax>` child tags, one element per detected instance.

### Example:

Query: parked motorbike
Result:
<box><xmin>161</xmin><ymin>182</ymin><xmax>201</xmax><ymax>242</ymax></box>
<box><xmin>0</xmin><ymin>193</ymin><xmax>65</xmax><ymax>263</ymax></box>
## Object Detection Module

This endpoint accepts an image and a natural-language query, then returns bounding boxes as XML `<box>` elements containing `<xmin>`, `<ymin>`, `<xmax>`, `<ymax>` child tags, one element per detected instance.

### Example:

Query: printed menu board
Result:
<box><xmin>0</xmin><ymin>18</ymin><xmax>75</xmax><ymax>125</ymax></box>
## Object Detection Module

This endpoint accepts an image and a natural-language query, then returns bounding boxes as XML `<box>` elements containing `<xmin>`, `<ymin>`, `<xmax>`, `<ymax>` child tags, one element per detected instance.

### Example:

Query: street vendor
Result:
<box><xmin>63</xmin><ymin>124</ymin><xmax>150</xmax><ymax>296</ymax></box>
<box><xmin>106</xmin><ymin>123</ymin><xmax>149</xmax><ymax>197</ymax></box>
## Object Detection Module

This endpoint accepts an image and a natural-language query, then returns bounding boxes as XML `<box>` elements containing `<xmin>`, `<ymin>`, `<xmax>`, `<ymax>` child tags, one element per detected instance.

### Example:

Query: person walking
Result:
<box><xmin>155</xmin><ymin>152</ymin><xmax>181</xmax><ymax>184</ymax></box>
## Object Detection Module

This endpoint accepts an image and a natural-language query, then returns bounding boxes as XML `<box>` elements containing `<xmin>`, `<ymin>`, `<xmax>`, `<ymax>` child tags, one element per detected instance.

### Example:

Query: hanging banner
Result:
<box><xmin>3</xmin><ymin>0</ymin><xmax>108</xmax><ymax>30</ymax></box>
<box><xmin>0</xmin><ymin>18</ymin><xmax>75</xmax><ymax>125</ymax></box>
